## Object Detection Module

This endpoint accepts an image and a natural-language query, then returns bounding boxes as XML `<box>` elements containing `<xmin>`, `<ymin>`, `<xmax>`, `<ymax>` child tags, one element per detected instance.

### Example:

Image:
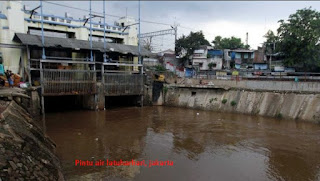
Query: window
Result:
<box><xmin>199</xmin><ymin>63</ymin><xmax>203</xmax><ymax>68</ymax></box>
<box><xmin>34</xmin><ymin>15</ymin><xmax>40</xmax><ymax>19</ymax></box>
<box><xmin>118</xmin><ymin>28</ymin><xmax>121</xmax><ymax>31</ymax></box>
<box><xmin>51</xmin><ymin>17</ymin><xmax>56</xmax><ymax>21</ymax></box>
<box><xmin>66</xmin><ymin>19</ymin><xmax>71</xmax><ymax>23</ymax></box>
<box><xmin>59</xmin><ymin>18</ymin><xmax>64</xmax><ymax>23</ymax></box>
<box><xmin>100</xmin><ymin>25</ymin><xmax>104</xmax><ymax>28</ymax></box>
<box><xmin>113</xmin><ymin>27</ymin><xmax>116</xmax><ymax>30</ymax></box>
<box><xmin>93</xmin><ymin>24</ymin><xmax>98</xmax><ymax>28</ymax></box>
<box><xmin>107</xmin><ymin>26</ymin><xmax>110</xmax><ymax>29</ymax></box>
<box><xmin>43</xmin><ymin>16</ymin><xmax>49</xmax><ymax>20</ymax></box>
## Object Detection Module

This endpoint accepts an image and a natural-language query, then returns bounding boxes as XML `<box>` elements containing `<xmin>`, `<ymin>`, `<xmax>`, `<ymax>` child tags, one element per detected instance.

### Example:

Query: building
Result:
<box><xmin>0</xmin><ymin>1</ymin><xmax>152</xmax><ymax>102</ymax></box>
<box><xmin>253</xmin><ymin>46</ymin><xmax>268</xmax><ymax>70</ymax></box>
<box><xmin>228</xmin><ymin>49</ymin><xmax>255</xmax><ymax>69</ymax></box>
<box><xmin>158</xmin><ymin>49</ymin><xmax>176</xmax><ymax>66</ymax></box>
<box><xmin>192</xmin><ymin>46</ymin><xmax>223</xmax><ymax>71</ymax></box>
<box><xmin>0</xmin><ymin>1</ymin><xmax>139</xmax><ymax>73</ymax></box>
<box><xmin>207</xmin><ymin>49</ymin><xmax>223</xmax><ymax>70</ymax></box>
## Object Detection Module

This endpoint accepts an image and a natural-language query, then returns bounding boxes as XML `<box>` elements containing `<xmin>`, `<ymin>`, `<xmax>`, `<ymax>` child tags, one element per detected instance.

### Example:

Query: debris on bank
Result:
<box><xmin>0</xmin><ymin>88</ymin><xmax>64</xmax><ymax>180</ymax></box>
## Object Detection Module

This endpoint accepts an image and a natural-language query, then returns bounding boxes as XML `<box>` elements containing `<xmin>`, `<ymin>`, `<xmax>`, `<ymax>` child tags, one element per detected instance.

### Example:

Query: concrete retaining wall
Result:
<box><xmin>179</xmin><ymin>78</ymin><xmax>320</xmax><ymax>93</ymax></box>
<box><xmin>164</xmin><ymin>86</ymin><xmax>320</xmax><ymax>123</ymax></box>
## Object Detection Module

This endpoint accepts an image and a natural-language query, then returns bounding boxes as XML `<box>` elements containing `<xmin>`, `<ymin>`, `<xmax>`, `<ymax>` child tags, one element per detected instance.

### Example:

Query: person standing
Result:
<box><xmin>7</xmin><ymin>70</ymin><xmax>14</xmax><ymax>88</ymax></box>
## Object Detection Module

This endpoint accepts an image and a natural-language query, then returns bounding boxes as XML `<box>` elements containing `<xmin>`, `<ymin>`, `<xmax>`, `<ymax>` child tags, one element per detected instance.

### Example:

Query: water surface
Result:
<box><xmin>46</xmin><ymin>107</ymin><xmax>320</xmax><ymax>181</ymax></box>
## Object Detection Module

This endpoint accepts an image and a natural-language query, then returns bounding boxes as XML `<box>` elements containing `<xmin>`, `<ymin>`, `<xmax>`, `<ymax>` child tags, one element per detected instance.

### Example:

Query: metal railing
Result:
<box><xmin>42</xmin><ymin>69</ymin><xmax>96</xmax><ymax>96</ymax></box>
<box><xmin>104</xmin><ymin>73</ymin><xmax>144</xmax><ymax>96</ymax></box>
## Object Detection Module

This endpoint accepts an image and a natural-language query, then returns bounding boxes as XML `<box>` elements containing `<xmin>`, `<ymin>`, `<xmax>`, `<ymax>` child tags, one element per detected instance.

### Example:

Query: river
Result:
<box><xmin>45</xmin><ymin>106</ymin><xmax>320</xmax><ymax>181</ymax></box>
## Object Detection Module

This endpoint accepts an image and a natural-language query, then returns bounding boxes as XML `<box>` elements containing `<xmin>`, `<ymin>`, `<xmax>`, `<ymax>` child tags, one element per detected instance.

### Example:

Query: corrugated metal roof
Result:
<box><xmin>13</xmin><ymin>33</ymin><xmax>151</xmax><ymax>56</ymax></box>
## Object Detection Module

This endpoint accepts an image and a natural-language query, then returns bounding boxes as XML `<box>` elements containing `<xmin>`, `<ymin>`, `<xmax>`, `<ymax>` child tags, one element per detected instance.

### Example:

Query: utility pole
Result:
<box><xmin>89</xmin><ymin>0</ymin><xmax>93</xmax><ymax>62</ymax></box>
<box><xmin>40</xmin><ymin>0</ymin><xmax>45</xmax><ymax>60</ymax></box>
<box><xmin>103</xmin><ymin>0</ymin><xmax>106</xmax><ymax>62</ymax></box>
<box><xmin>138</xmin><ymin>0</ymin><xmax>141</xmax><ymax>67</ymax></box>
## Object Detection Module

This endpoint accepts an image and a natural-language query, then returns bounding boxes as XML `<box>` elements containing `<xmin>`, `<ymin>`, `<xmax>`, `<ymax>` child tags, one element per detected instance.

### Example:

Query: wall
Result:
<box><xmin>210</xmin><ymin>79</ymin><xmax>320</xmax><ymax>93</ymax></box>
<box><xmin>177</xmin><ymin>78</ymin><xmax>320</xmax><ymax>93</ymax></box>
<box><xmin>164</xmin><ymin>86</ymin><xmax>320</xmax><ymax>123</ymax></box>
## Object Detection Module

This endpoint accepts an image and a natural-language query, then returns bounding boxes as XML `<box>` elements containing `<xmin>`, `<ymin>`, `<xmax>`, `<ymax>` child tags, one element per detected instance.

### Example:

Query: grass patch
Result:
<box><xmin>222</xmin><ymin>99</ymin><xmax>227</xmax><ymax>104</ymax></box>
<box><xmin>163</xmin><ymin>86</ymin><xmax>168</xmax><ymax>94</ymax></box>
<box><xmin>231</xmin><ymin>100</ymin><xmax>237</xmax><ymax>107</ymax></box>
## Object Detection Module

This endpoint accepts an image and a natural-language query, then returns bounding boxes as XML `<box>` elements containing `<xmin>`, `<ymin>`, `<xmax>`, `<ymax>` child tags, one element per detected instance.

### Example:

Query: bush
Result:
<box><xmin>231</xmin><ymin>100</ymin><xmax>237</xmax><ymax>106</ymax></box>
<box><xmin>222</xmin><ymin>99</ymin><xmax>227</xmax><ymax>104</ymax></box>
<box><xmin>276</xmin><ymin>113</ymin><xmax>283</xmax><ymax>119</ymax></box>
<box><xmin>154</xmin><ymin>65</ymin><xmax>166</xmax><ymax>72</ymax></box>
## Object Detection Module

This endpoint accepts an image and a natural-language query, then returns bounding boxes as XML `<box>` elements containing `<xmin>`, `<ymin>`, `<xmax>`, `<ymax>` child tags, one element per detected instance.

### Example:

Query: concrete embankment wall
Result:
<box><xmin>164</xmin><ymin>86</ymin><xmax>320</xmax><ymax>123</ymax></box>
<box><xmin>179</xmin><ymin>78</ymin><xmax>320</xmax><ymax>93</ymax></box>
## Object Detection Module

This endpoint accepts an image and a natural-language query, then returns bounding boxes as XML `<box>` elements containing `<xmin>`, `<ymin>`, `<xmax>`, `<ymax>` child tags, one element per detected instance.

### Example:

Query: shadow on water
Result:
<box><xmin>105</xmin><ymin>95</ymin><xmax>141</xmax><ymax>109</ymax></box>
<box><xmin>44</xmin><ymin>96</ymin><xmax>84</xmax><ymax>113</ymax></box>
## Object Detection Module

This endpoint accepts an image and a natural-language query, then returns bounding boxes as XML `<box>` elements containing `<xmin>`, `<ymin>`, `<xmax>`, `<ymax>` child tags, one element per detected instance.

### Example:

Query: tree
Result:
<box><xmin>277</xmin><ymin>7</ymin><xmax>320</xmax><ymax>71</ymax></box>
<box><xmin>212</xmin><ymin>36</ymin><xmax>249</xmax><ymax>49</ymax></box>
<box><xmin>263</xmin><ymin>30</ymin><xmax>279</xmax><ymax>54</ymax></box>
<box><xmin>175</xmin><ymin>31</ymin><xmax>211</xmax><ymax>63</ymax></box>
<box><xmin>143</xmin><ymin>38</ymin><xmax>153</xmax><ymax>51</ymax></box>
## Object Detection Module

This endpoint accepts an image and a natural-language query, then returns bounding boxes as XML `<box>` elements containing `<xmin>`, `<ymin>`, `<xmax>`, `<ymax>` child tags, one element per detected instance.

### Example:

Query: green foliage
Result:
<box><xmin>175</xmin><ymin>31</ymin><xmax>211</xmax><ymax>62</ymax></box>
<box><xmin>212</xmin><ymin>36</ymin><xmax>249</xmax><ymax>49</ymax></box>
<box><xmin>163</xmin><ymin>86</ymin><xmax>168</xmax><ymax>94</ymax></box>
<box><xmin>209</xmin><ymin>97</ymin><xmax>218</xmax><ymax>103</ymax></box>
<box><xmin>277</xmin><ymin>7</ymin><xmax>320</xmax><ymax>71</ymax></box>
<box><xmin>263</xmin><ymin>30</ymin><xmax>279</xmax><ymax>55</ymax></box>
<box><xmin>276</xmin><ymin>113</ymin><xmax>283</xmax><ymax>119</ymax></box>
<box><xmin>208</xmin><ymin>62</ymin><xmax>215</xmax><ymax>70</ymax></box>
<box><xmin>231</xmin><ymin>101</ymin><xmax>237</xmax><ymax>107</ymax></box>
<box><xmin>222</xmin><ymin>99</ymin><xmax>227</xmax><ymax>104</ymax></box>
<box><xmin>154</xmin><ymin>65</ymin><xmax>166</xmax><ymax>72</ymax></box>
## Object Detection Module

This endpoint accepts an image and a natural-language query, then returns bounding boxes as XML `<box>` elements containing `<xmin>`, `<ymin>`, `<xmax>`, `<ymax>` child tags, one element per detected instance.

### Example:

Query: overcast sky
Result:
<box><xmin>23</xmin><ymin>1</ymin><xmax>320</xmax><ymax>52</ymax></box>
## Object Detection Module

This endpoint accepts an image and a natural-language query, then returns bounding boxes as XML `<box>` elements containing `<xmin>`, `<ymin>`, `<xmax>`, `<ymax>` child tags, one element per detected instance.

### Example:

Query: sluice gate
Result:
<box><xmin>34</xmin><ymin>58</ymin><xmax>144</xmax><ymax>113</ymax></box>
<box><xmin>104</xmin><ymin>73</ymin><xmax>144</xmax><ymax>96</ymax></box>
<box><xmin>40</xmin><ymin>59</ymin><xmax>97</xmax><ymax>96</ymax></box>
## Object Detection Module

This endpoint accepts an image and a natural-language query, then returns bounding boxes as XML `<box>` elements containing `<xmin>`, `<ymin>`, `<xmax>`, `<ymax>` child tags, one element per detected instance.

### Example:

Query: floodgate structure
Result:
<box><xmin>0</xmin><ymin>1</ymin><xmax>151</xmax><ymax>112</ymax></box>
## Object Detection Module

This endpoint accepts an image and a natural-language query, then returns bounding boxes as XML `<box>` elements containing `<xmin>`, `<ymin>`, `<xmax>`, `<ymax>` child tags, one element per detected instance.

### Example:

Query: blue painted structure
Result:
<box><xmin>207</xmin><ymin>49</ymin><xmax>223</xmax><ymax>57</ymax></box>
<box><xmin>0</xmin><ymin>13</ymin><xmax>7</xmax><ymax>19</ymax></box>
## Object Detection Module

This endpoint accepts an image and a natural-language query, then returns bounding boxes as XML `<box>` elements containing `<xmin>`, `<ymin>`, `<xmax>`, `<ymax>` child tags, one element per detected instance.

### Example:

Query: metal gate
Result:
<box><xmin>104</xmin><ymin>73</ymin><xmax>144</xmax><ymax>96</ymax></box>
<box><xmin>40</xmin><ymin>59</ymin><xmax>96</xmax><ymax>96</ymax></box>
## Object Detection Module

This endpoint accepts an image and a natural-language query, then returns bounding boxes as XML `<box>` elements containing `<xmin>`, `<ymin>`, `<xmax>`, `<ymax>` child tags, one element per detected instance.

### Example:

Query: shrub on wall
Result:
<box><xmin>222</xmin><ymin>99</ymin><xmax>227</xmax><ymax>104</ymax></box>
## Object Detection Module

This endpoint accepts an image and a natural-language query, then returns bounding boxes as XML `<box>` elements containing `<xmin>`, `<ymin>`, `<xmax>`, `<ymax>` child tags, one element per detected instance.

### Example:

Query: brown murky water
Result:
<box><xmin>45</xmin><ymin>107</ymin><xmax>320</xmax><ymax>181</ymax></box>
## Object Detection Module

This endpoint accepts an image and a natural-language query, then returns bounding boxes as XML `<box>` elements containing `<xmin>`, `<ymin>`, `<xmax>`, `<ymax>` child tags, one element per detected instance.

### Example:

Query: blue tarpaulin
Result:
<box><xmin>231</xmin><ymin>52</ymin><xmax>236</xmax><ymax>59</ymax></box>
<box><xmin>185</xmin><ymin>68</ymin><xmax>193</xmax><ymax>78</ymax></box>
<box><xmin>207</xmin><ymin>50</ymin><xmax>223</xmax><ymax>57</ymax></box>
<box><xmin>0</xmin><ymin>64</ymin><xmax>4</xmax><ymax>75</ymax></box>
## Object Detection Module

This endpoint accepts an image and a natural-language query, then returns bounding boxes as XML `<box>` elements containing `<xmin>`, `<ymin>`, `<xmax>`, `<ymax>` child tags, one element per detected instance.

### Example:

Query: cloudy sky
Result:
<box><xmin>23</xmin><ymin>1</ymin><xmax>320</xmax><ymax>52</ymax></box>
